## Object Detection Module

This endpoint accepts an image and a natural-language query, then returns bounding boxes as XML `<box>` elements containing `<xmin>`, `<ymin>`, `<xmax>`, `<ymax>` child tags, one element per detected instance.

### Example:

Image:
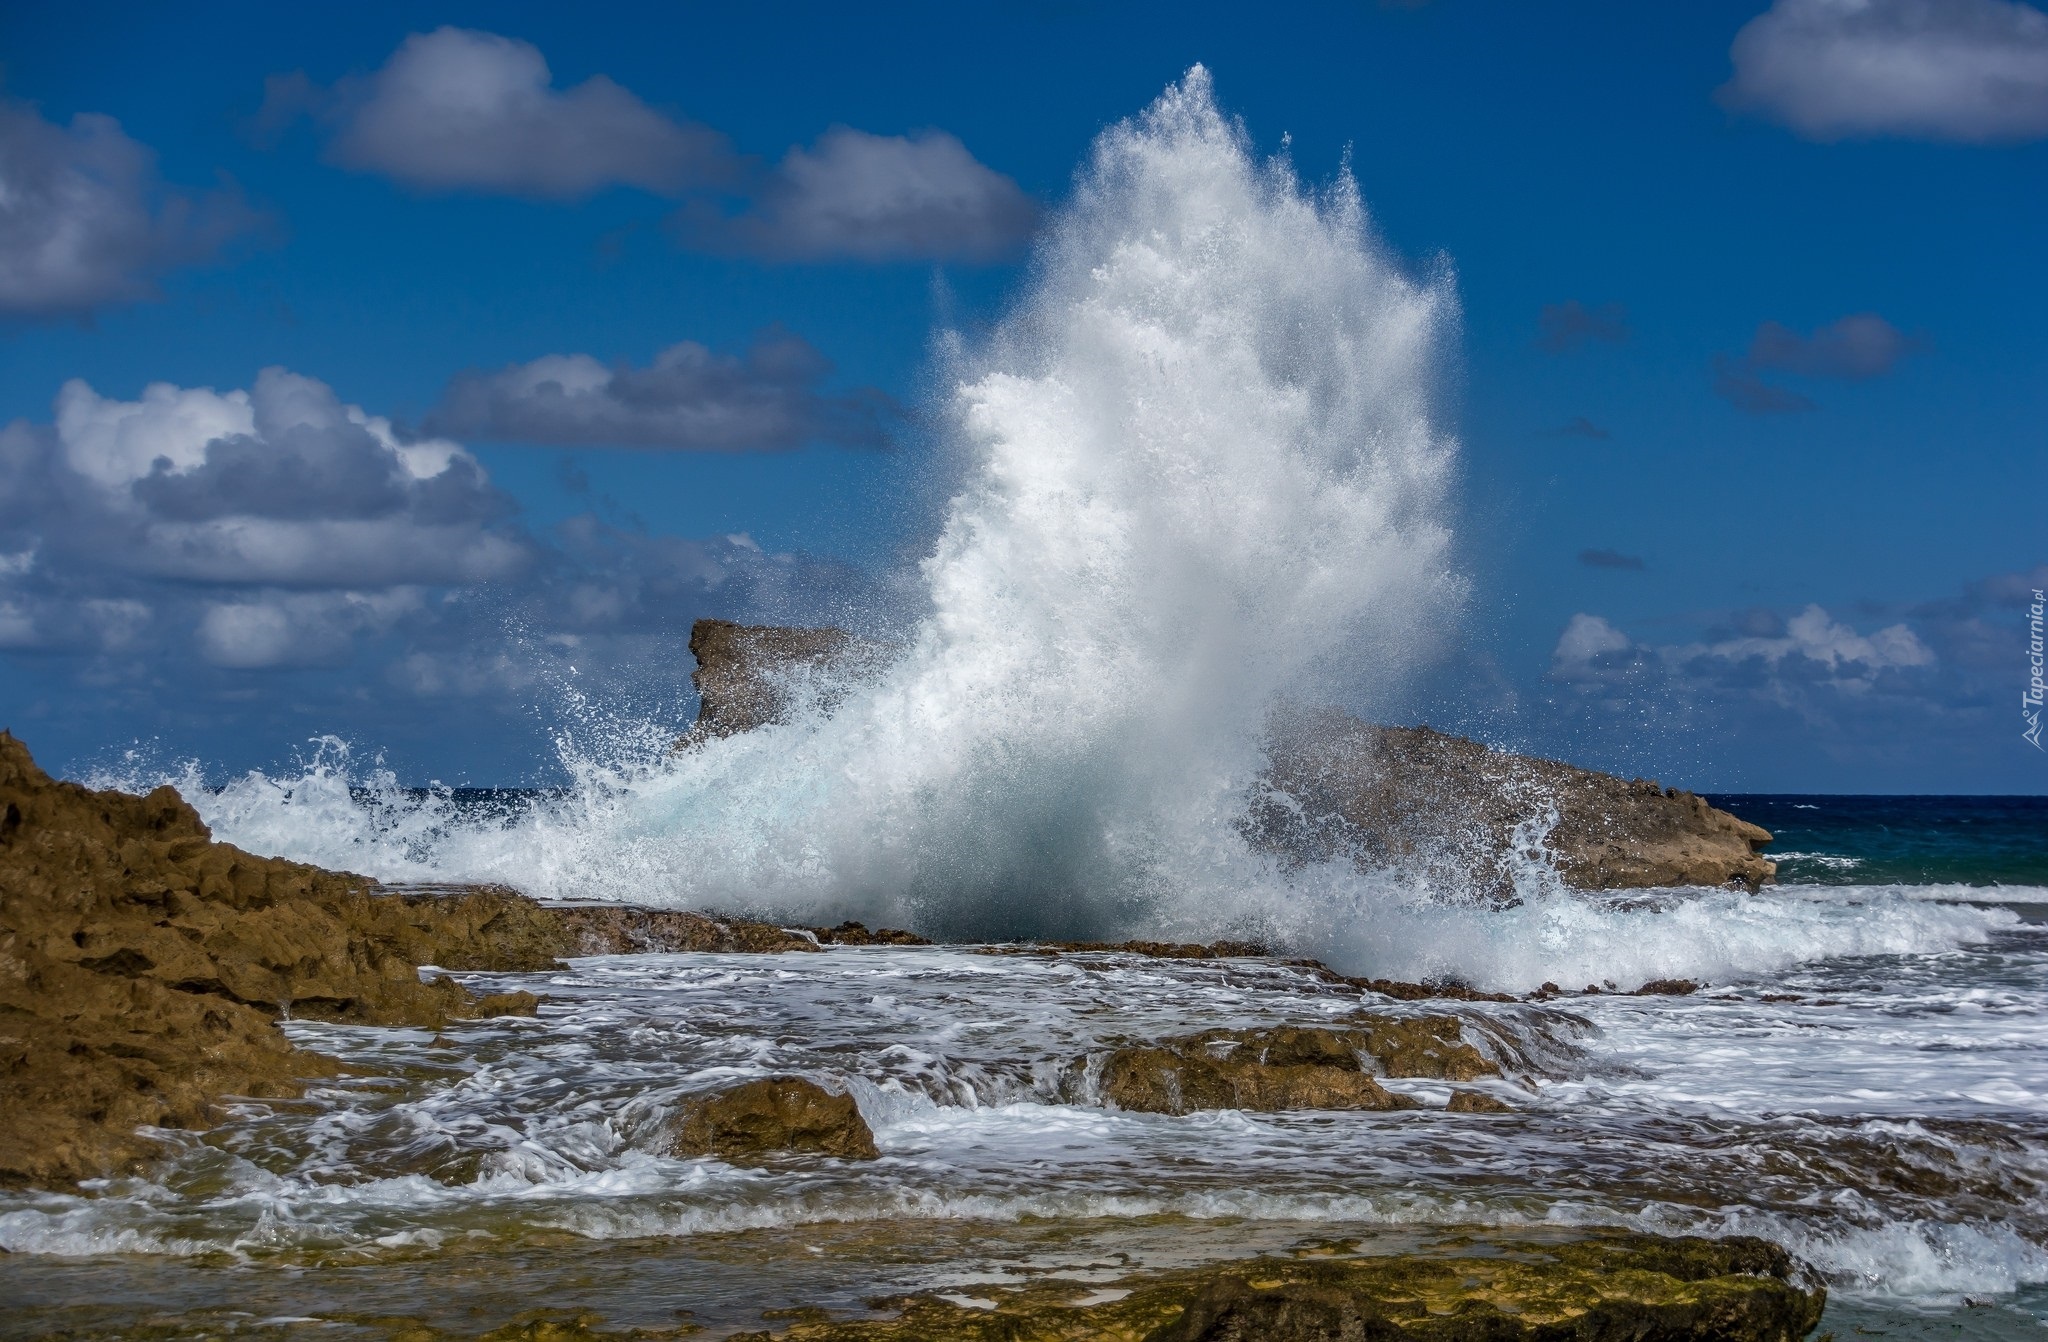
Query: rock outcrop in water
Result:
<box><xmin>680</xmin><ymin>618</ymin><xmax>890</xmax><ymax>744</ymax></box>
<box><xmin>1259</xmin><ymin>709</ymin><xmax>1776</xmax><ymax>894</ymax></box>
<box><xmin>1093</xmin><ymin>1019</ymin><xmax>1500</xmax><ymax>1115</ymax></box>
<box><xmin>729</xmin><ymin>1230</ymin><xmax>1824</xmax><ymax>1342</ymax></box>
<box><xmin>671</xmin><ymin>1077</ymin><xmax>879</xmax><ymax>1162</ymax></box>
<box><xmin>682</xmin><ymin>619</ymin><xmax>1776</xmax><ymax>893</ymax></box>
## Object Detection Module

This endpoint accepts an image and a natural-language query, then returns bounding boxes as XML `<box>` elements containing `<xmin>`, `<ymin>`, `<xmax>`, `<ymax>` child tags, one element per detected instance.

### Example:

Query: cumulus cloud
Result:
<box><xmin>15</xmin><ymin>369</ymin><xmax>527</xmax><ymax>589</ymax></box>
<box><xmin>0</xmin><ymin>98</ymin><xmax>261</xmax><ymax>318</ymax></box>
<box><xmin>1712</xmin><ymin>312</ymin><xmax>1921</xmax><ymax>413</ymax></box>
<box><xmin>429</xmin><ymin>330</ymin><xmax>894</xmax><ymax>450</ymax></box>
<box><xmin>1536</xmin><ymin>300</ymin><xmax>1628</xmax><ymax>354</ymax></box>
<box><xmin>1720</xmin><ymin>0</ymin><xmax>2048</xmax><ymax>142</ymax></box>
<box><xmin>0</xmin><ymin>364</ymin><xmax>887</xmax><ymax>774</ymax></box>
<box><xmin>688</xmin><ymin>127</ymin><xmax>1037</xmax><ymax>262</ymax></box>
<box><xmin>265</xmin><ymin>27</ymin><xmax>732</xmax><ymax>198</ymax></box>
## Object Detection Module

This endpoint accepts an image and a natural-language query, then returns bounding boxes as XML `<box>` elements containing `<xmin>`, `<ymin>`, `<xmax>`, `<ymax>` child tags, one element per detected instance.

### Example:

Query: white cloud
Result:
<box><xmin>279</xmin><ymin>27</ymin><xmax>731</xmax><ymax>199</ymax></box>
<box><xmin>198</xmin><ymin>589</ymin><xmax>421</xmax><ymax>669</ymax></box>
<box><xmin>698</xmin><ymin>127</ymin><xmax>1037</xmax><ymax>261</ymax></box>
<box><xmin>11</xmin><ymin>368</ymin><xmax>530</xmax><ymax>588</ymax></box>
<box><xmin>54</xmin><ymin>378</ymin><xmax>254</xmax><ymax>487</ymax></box>
<box><xmin>1721</xmin><ymin>0</ymin><xmax>2048</xmax><ymax>142</ymax></box>
<box><xmin>0</xmin><ymin>98</ymin><xmax>260</xmax><ymax>318</ymax></box>
<box><xmin>1552</xmin><ymin>612</ymin><xmax>1633</xmax><ymax>668</ymax></box>
<box><xmin>1690</xmin><ymin>603</ymin><xmax>1935</xmax><ymax>674</ymax></box>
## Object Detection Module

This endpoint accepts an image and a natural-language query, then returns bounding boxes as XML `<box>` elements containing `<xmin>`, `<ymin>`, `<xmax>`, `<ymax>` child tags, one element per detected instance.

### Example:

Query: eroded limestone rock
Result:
<box><xmin>0</xmin><ymin>733</ymin><xmax>551</xmax><ymax>1187</ymax></box>
<box><xmin>1091</xmin><ymin>1019</ymin><xmax>1497</xmax><ymax>1115</ymax></box>
<box><xmin>670</xmin><ymin>1077</ymin><xmax>879</xmax><ymax>1162</ymax></box>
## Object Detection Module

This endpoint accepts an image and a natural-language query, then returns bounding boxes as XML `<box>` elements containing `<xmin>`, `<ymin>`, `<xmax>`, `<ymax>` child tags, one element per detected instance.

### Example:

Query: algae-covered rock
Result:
<box><xmin>727</xmin><ymin>1230</ymin><xmax>1824</xmax><ymax>1341</ymax></box>
<box><xmin>671</xmin><ymin>1077</ymin><xmax>879</xmax><ymax>1162</ymax></box>
<box><xmin>1093</xmin><ymin>1020</ymin><xmax>1499</xmax><ymax>1116</ymax></box>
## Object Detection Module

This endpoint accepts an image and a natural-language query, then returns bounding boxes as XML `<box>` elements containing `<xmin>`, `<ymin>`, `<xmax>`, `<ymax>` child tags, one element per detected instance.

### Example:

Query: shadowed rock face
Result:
<box><xmin>670</xmin><ymin>1077</ymin><xmax>879</xmax><ymax>1162</ymax></box>
<box><xmin>682</xmin><ymin>619</ymin><xmax>1776</xmax><ymax>894</ymax></box>
<box><xmin>725</xmin><ymin>1229</ymin><xmax>1825</xmax><ymax>1341</ymax></box>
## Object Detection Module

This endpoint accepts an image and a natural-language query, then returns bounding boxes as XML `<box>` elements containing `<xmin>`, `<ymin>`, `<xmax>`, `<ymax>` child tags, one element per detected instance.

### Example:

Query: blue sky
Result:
<box><xmin>1</xmin><ymin>0</ymin><xmax>2043</xmax><ymax>791</ymax></box>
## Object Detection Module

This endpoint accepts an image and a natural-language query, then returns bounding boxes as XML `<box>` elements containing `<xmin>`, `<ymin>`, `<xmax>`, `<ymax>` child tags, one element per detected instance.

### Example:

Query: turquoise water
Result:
<box><xmin>1714</xmin><ymin>795</ymin><xmax>2048</xmax><ymax>889</ymax></box>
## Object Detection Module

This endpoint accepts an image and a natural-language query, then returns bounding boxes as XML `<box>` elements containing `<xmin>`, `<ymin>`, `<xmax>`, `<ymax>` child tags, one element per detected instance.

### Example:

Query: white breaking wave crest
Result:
<box><xmin>90</xmin><ymin>70</ymin><xmax>2012</xmax><ymax>994</ymax></box>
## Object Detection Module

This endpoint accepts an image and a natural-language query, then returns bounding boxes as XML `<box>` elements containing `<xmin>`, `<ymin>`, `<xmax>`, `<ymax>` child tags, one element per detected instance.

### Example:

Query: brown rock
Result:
<box><xmin>679</xmin><ymin>619</ymin><xmax>890</xmax><ymax>744</ymax></box>
<box><xmin>728</xmin><ymin>1229</ymin><xmax>1825</xmax><ymax>1342</ymax></box>
<box><xmin>0</xmin><ymin>733</ymin><xmax>576</xmax><ymax>1188</ymax></box>
<box><xmin>1636</xmin><ymin>977</ymin><xmax>1702</xmax><ymax>996</ymax></box>
<box><xmin>1258</xmin><ymin>711</ymin><xmax>1775</xmax><ymax>895</ymax></box>
<box><xmin>1093</xmin><ymin>1019</ymin><xmax>1496</xmax><ymax>1115</ymax></box>
<box><xmin>549</xmin><ymin>904</ymin><xmax>820</xmax><ymax>955</ymax></box>
<box><xmin>808</xmin><ymin>921</ymin><xmax>932</xmax><ymax>947</ymax></box>
<box><xmin>1446</xmin><ymin>1089</ymin><xmax>1515</xmax><ymax>1113</ymax></box>
<box><xmin>670</xmin><ymin>1077</ymin><xmax>878</xmax><ymax>1162</ymax></box>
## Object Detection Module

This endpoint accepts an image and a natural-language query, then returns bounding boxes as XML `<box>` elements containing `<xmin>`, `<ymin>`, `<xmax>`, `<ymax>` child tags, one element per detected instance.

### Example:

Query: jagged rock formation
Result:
<box><xmin>679</xmin><ymin>618</ymin><xmax>889</xmax><ymax>743</ymax></box>
<box><xmin>0</xmin><ymin>732</ymin><xmax>933</xmax><ymax>1187</ymax></box>
<box><xmin>1092</xmin><ymin>1019</ymin><xmax>1500</xmax><ymax>1116</ymax></box>
<box><xmin>683</xmin><ymin>619</ymin><xmax>1775</xmax><ymax>893</ymax></box>
<box><xmin>670</xmin><ymin>1076</ymin><xmax>879</xmax><ymax>1162</ymax></box>
<box><xmin>0</xmin><ymin>733</ymin><xmax>560</xmax><ymax>1187</ymax></box>
<box><xmin>728</xmin><ymin>1229</ymin><xmax>1825</xmax><ymax>1341</ymax></box>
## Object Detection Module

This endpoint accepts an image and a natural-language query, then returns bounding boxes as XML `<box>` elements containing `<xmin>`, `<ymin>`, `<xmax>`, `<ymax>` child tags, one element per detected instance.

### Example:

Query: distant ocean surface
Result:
<box><xmin>1713</xmin><ymin>795</ymin><xmax>2048</xmax><ymax>888</ymax></box>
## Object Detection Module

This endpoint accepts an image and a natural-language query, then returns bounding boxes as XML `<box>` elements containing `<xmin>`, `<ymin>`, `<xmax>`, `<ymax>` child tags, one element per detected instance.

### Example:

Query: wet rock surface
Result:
<box><xmin>0</xmin><ymin>733</ymin><xmax>558</xmax><ymax>1188</ymax></box>
<box><xmin>670</xmin><ymin>1077</ymin><xmax>879</xmax><ymax>1162</ymax></box>
<box><xmin>1259</xmin><ymin>710</ymin><xmax>1776</xmax><ymax>894</ymax></box>
<box><xmin>1093</xmin><ymin>1020</ymin><xmax>1499</xmax><ymax>1115</ymax></box>
<box><xmin>679</xmin><ymin>618</ymin><xmax>891</xmax><ymax>744</ymax></box>
<box><xmin>546</xmin><ymin>903</ymin><xmax>822</xmax><ymax>955</ymax></box>
<box><xmin>728</xmin><ymin>1230</ymin><xmax>1825</xmax><ymax>1341</ymax></box>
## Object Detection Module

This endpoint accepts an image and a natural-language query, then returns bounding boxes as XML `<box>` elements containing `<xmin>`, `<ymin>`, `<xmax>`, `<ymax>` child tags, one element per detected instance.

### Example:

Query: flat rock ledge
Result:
<box><xmin>729</xmin><ymin>1230</ymin><xmax>1825</xmax><ymax>1342</ymax></box>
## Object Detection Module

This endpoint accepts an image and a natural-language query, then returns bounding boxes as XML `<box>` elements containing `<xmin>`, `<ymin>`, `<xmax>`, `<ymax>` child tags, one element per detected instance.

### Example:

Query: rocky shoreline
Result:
<box><xmin>0</xmin><ymin>730</ymin><xmax>1828</xmax><ymax>1339</ymax></box>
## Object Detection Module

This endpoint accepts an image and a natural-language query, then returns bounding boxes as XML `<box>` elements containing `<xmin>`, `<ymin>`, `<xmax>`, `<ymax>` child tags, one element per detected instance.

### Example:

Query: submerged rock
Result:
<box><xmin>1093</xmin><ymin>1019</ymin><xmax>1497</xmax><ymax>1115</ymax></box>
<box><xmin>670</xmin><ymin>1077</ymin><xmax>879</xmax><ymax>1162</ymax></box>
<box><xmin>728</xmin><ymin>1229</ymin><xmax>1824</xmax><ymax>1341</ymax></box>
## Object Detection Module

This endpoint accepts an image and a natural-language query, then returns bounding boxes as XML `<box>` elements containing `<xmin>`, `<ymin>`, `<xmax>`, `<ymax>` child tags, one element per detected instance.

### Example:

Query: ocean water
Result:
<box><xmin>10</xmin><ymin>68</ymin><xmax>2046</xmax><ymax>1338</ymax></box>
<box><xmin>1718</xmin><ymin>794</ymin><xmax>2048</xmax><ymax>890</ymax></box>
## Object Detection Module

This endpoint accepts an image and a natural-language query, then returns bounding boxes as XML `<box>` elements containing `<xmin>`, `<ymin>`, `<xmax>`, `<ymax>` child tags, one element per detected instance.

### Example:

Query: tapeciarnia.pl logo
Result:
<box><xmin>2027</xmin><ymin>587</ymin><xmax>2045</xmax><ymax>750</ymax></box>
